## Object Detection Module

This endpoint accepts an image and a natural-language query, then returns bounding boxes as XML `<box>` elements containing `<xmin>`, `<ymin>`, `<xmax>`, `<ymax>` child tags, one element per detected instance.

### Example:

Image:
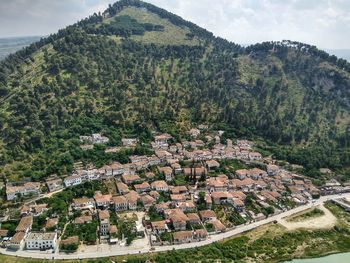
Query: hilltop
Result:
<box><xmin>0</xmin><ymin>0</ymin><xmax>350</xmax><ymax>182</ymax></box>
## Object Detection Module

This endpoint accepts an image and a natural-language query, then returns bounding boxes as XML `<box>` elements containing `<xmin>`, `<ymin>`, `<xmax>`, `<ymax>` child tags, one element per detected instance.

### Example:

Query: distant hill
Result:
<box><xmin>0</xmin><ymin>36</ymin><xmax>42</xmax><ymax>60</ymax></box>
<box><xmin>0</xmin><ymin>0</ymin><xmax>350</xmax><ymax>181</ymax></box>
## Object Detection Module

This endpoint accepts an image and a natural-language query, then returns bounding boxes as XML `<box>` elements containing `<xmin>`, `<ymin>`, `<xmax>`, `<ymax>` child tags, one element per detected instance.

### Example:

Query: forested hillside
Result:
<box><xmin>0</xmin><ymin>0</ymin><xmax>350</xmax><ymax>182</ymax></box>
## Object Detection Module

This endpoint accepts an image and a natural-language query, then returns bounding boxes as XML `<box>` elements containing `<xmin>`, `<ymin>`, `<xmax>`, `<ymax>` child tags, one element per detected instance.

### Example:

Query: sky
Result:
<box><xmin>0</xmin><ymin>0</ymin><xmax>349</xmax><ymax>49</ymax></box>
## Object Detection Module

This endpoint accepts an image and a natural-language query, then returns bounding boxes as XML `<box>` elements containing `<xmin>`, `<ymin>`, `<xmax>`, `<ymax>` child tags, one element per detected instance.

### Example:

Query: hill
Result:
<box><xmin>0</xmin><ymin>0</ymin><xmax>350</xmax><ymax>182</ymax></box>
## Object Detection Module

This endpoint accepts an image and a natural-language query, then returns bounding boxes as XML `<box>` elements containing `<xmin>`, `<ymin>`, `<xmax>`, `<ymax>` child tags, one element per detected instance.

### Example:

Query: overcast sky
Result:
<box><xmin>0</xmin><ymin>0</ymin><xmax>349</xmax><ymax>49</ymax></box>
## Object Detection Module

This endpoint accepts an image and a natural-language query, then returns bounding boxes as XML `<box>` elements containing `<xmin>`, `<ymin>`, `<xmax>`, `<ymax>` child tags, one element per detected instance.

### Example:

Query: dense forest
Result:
<box><xmin>0</xmin><ymin>0</ymin><xmax>350</xmax><ymax>182</ymax></box>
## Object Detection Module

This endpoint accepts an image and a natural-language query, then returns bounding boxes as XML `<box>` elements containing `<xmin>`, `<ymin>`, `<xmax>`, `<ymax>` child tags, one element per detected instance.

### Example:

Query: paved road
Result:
<box><xmin>0</xmin><ymin>193</ymin><xmax>348</xmax><ymax>260</ymax></box>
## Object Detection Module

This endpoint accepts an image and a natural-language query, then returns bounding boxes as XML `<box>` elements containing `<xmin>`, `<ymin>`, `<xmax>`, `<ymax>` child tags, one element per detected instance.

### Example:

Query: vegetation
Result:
<box><xmin>0</xmin><ymin>0</ymin><xmax>350</xmax><ymax>183</ymax></box>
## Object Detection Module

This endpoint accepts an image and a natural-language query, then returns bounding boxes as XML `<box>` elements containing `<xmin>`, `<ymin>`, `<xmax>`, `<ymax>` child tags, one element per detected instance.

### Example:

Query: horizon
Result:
<box><xmin>0</xmin><ymin>0</ymin><xmax>349</xmax><ymax>50</ymax></box>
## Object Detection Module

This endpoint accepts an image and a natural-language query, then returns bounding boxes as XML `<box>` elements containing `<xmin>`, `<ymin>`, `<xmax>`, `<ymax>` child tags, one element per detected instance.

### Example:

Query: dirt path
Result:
<box><xmin>279</xmin><ymin>204</ymin><xmax>336</xmax><ymax>230</ymax></box>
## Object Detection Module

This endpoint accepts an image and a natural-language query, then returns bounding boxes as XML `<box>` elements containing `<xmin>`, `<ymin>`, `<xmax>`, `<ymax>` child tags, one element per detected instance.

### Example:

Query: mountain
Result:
<box><xmin>0</xmin><ymin>0</ymin><xmax>350</xmax><ymax>182</ymax></box>
<box><xmin>0</xmin><ymin>36</ymin><xmax>42</xmax><ymax>60</ymax></box>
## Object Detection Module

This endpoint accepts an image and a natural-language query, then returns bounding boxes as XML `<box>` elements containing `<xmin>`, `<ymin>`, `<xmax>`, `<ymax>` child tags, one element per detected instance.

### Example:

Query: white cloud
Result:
<box><xmin>0</xmin><ymin>0</ymin><xmax>349</xmax><ymax>49</ymax></box>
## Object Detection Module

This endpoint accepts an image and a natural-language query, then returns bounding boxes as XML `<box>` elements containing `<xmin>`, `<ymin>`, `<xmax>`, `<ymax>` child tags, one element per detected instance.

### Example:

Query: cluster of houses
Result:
<box><xmin>6</xmin><ymin>215</ymin><xmax>57</xmax><ymax>251</ymax></box>
<box><xmin>2</xmin><ymin>127</ymin><xmax>322</xmax><ymax>250</ymax></box>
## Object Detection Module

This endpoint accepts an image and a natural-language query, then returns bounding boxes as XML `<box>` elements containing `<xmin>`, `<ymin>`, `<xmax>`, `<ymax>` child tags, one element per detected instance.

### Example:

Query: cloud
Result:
<box><xmin>0</xmin><ymin>0</ymin><xmax>349</xmax><ymax>49</ymax></box>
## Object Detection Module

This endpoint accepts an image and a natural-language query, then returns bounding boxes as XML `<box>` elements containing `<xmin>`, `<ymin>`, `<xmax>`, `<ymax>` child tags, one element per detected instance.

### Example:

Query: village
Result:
<box><xmin>0</xmin><ymin>126</ymin><xmax>326</xmax><ymax>254</ymax></box>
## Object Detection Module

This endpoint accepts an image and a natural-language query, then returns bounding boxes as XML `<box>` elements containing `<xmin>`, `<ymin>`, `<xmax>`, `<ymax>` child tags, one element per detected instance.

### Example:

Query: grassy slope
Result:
<box><xmin>106</xmin><ymin>7</ymin><xmax>201</xmax><ymax>46</ymax></box>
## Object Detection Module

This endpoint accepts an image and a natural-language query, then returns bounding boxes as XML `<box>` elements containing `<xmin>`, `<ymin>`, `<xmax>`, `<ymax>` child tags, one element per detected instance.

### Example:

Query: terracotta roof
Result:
<box><xmin>74</xmin><ymin>215</ymin><xmax>92</xmax><ymax>224</ymax></box>
<box><xmin>15</xmin><ymin>215</ymin><xmax>33</xmax><ymax>232</ymax></box>
<box><xmin>151</xmin><ymin>180</ymin><xmax>168</xmax><ymax>189</ymax></box>
<box><xmin>151</xmin><ymin>220</ymin><xmax>167</xmax><ymax>230</ymax></box>
<box><xmin>173</xmin><ymin>230</ymin><xmax>193</xmax><ymax>240</ymax></box>
<box><xmin>11</xmin><ymin>232</ymin><xmax>25</xmax><ymax>243</ymax></box>
<box><xmin>199</xmin><ymin>210</ymin><xmax>216</xmax><ymax>219</ymax></box>
<box><xmin>211</xmin><ymin>220</ymin><xmax>226</xmax><ymax>231</ymax></box>
<box><xmin>186</xmin><ymin>213</ymin><xmax>200</xmax><ymax>222</ymax></box>
<box><xmin>98</xmin><ymin>210</ymin><xmax>110</xmax><ymax>220</ymax></box>
<box><xmin>116</xmin><ymin>182</ymin><xmax>129</xmax><ymax>193</ymax></box>
<box><xmin>122</xmin><ymin>174</ymin><xmax>141</xmax><ymax>182</ymax></box>
<box><xmin>113</xmin><ymin>195</ymin><xmax>127</xmax><ymax>204</ymax></box>
<box><xmin>61</xmin><ymin>236</ymin><xmax>79</xmax><ymax>245</ymax></box>
<box><xmin>0</xmin><ymin>229</ymin><xmax>9</xmax><ymax>237</ymax></box>
<box><xmin>45</xmin><ymin>218</ymin><xmax>58</xmax><ymax>229</ymax></box>
<box><xmin>109</xmin><ymin>225</ymin><xmax>118</xmax><ymax>234</ymax></box>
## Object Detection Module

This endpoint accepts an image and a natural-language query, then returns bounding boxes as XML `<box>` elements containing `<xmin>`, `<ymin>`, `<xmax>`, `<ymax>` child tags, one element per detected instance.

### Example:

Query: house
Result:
<box><xmin>71</xmin><ymin>198</ymin><xmax>95</xmax><ymax>210</ymax></box>
<box><xmin>154</xmin><ymin>133</ymin><xmax>172</xmax><ymax>148</ymax></box>
<box><xmin>187</xmin><ymin>213</ymin><xmax>201</xmax><ymax>225</ymax></box>
<box><xmin>206</xmin><ymin>160</ymin><xmax>220</xmax><ymax>170</ymax></box>
<box><xmin>206</xmin><ymin>177</ymin><xmax>229</xmax><ymax>192</ymax></box>
<box><xmin>74</xmin><ymin>215</ymin><xmax>93</xmax><ymax>224</ymax></box>
<box><xmin>231</xmin><ymin>191</ymin><xmax>246</xmax><ymax>200</ymax></box>
<box><xmin>80</xmin><ymin>133</ymin><xmax>109</xmax><ymax>144</ymax></box>
<box><xmin>267</xmin><ymin>164</ymin><xmax>279</xmax><ymax>176</ymax></box>
<box><xmin>94</xmin><ymin>191</ymin><xmax>113</xmax><ymax>208</ymax></box>
<box><xmin>98</xmin><ymin>210</ymin><xmax>110</xmax><ymax>237</ymax></box>
<box><xmin>0</xmin><ymin>229</ymin><xmax>9</xmax><ymax>239</ymax></box>
<box><xmin>103</xmin><ymin>162</ymin><xmax>124</xmax><ymax>176</ymax></box>
<box><xmin>15</xmin><ymin>216</ymin><xmax>33</xmax><ymax>234</ymax></box>
<box><xmin>171</xmin><ymin>163</ymin><xmax>182</xmax><ymax>174</ymax></box>
<box><xmin>122</xmin><ymin>138</ymin><xmax>138</xmax><ymax>147</ymax></box>
<box><xmin>166</xmin><ymin>209</ymin><xmax>189</xmax><ymax>231</ymax></box>
<box><xmin>141</xmin><ymin>195</ymin><xmax>156</xmax><ymax>210</ymax></box>
<box><xmin>148</xmin><ymin>155</ymin><xmax>161</xmax><ymax>167</ymax></box>
<box><xmin>171</xmin><ymin>194</ymin><xmax>187</xmax><ymax>204</ymax></box>
<box><xmin>149</xmin><ymin>190</ymin><xmax>160</xmax><ymax>200</ymax></box>
<box><xmin>189</xmin><ymin>128</ymin><xmax>201</xmax><ymax>138</ymax></box>
<box><xmin>60</xmin><ymin>236</ymin><xmax>79</xmax><ymax>248</ymax></box>
<box><xmin>158</xmin><ymin>166</ymin><xmax>174</xmax><ymax>182</ymax></box>
<box><xmin>151</xmin><ymin>220</ymin><xmax>168</xmax><ymax>234</ymax></box>
<box><xmin>124</xmin><ymin>191</ymin><xmax>139</xmax><ymax>210</ymax></box>
<box><xmin>64</xmin><ymin>175</ymin><xmax>83</xmax><ymax>187</ymax></box>
<box><xmin>233</xmin><ymin>199</ymin><xmax>245</xmax><ymax>212</ymax></box>
<box><xmin>31</xmin><ymin>204</ymin><xmax>48</xmax><ymax>217</ymax></box>
<box><xmin>233</xmin><ymin>178</ymin><xmax>255</xmax><ymax>192</ymax></box>
<box><xmin>113</xmin><ymin>196</ymin><xmax>128</xmax><ymax>211</ymax></box>
<box><xmin>6</xmin><ymin>182</ymin><xmax>41</xmax><ymax>201</ymax></box>
<box><xmin>211</xmin><ymin>192</ymin><xmax>234</xmax><ymax>205</ymax></box>
<box><xmin>145</xmin><ymin>172</ymin><xmax>156</xmax><ymax>180</ymax></box>
<box><xmin>194</xmin><ymin>229</ymin><xmax>208</xmax><ymax>240</ymax></box>
<box><xmin>249</xmin><ymin>152</ymin><xmax>262</xmax><ymax>161</ymax></box>
<box><xmin>151</xmin><ymin>180</ymin><xmax>169</xmax><ymax>192</ymax></box>
<box><xmin>134</xmin><ymin>182</ymin><xmax>151</xmax><ymax>193</ymax></box>
<box><xmin>173</xmin><ymin>231</ymin><xmax>193</xmax><ymax>244</ymax></box>
<box><xmin>116</xmin><ymin>182</ymin><xmax>130</xmax><ymax>195</ymax></box>
<box><xmin>211</xmin><ymin>220</ymin><xmax>226</xmax><ymax>233</ymax></box>
<box><xmin>26</xmin><ymin>232</ymin><xmax>57</xmax><ymax>250</ymax></box>
<box><xmin>205</xmin><ymin>193</ymin><xmax>213</xmax><ymax>209</ymax></box>
<box><xmin>199</xmin><ymin>210</ymin><xmax>217</xmax><ymax>223</ymax></box>
<box><xmin>155</xmin><ymin>202</ymin><xmax>171</xmax><ymax>213</ymax></box>
<box><xmin>248</xmin><ymin>168</ymin><xmax>267</xmax><ymax>180</ymax></box>
<box><xmin>236</xmin><ymin>169</ymin><xmax>249</xmax><ymax>179</ymax></box>
<box><xmin>122</xmin><ymin>174</ymin><xmax>141</xmax><ymax>185</ymax></box>
<box><xmin>8</xmin><ymin>232</ymin><xmax>26</xmax><ymax>250</ymax></box>
<box><xmin>46</xmin><ymin>178</ymin><xmax>63</xmax><ymax>192</ymax></box>
<box><xmin>45</xmin><ymin>218</ymin><xmax>58</xmax><ymax>230</ymax></box>
<box><xmin>155</xmin><ymin>150</ymin><xmax>173</xmax><ymax>163</ymax></box>
<box><xmin>171</xmin><ymin>186</ymin><xmax>188</xmax><ymax>195</ymax></box>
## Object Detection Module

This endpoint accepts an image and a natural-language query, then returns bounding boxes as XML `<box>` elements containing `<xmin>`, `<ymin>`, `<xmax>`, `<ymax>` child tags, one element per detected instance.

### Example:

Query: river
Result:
<box><xmin>287</xmin><ymin>252</ymin><xmax>350</xmax><ymax>262</ymax></box>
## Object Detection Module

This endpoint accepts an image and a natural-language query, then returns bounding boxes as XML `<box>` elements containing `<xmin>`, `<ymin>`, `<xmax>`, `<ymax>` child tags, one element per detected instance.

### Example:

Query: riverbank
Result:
<box><xmin>1</xmin><ymin>202</ymin><xmax>350</xmax><ymax>263</ymax></box>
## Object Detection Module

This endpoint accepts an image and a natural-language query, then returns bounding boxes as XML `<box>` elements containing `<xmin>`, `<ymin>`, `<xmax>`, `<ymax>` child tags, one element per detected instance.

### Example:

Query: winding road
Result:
<box><xmin>0</xmin><ymin>193</ymin><xmax>348</xmax><ymax>260</ymax></box>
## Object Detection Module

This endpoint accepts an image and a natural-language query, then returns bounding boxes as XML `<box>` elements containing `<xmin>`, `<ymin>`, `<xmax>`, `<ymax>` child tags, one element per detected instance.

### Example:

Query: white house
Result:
<box><xmin>25</xmin><ymin>232</ymin><xmax>57</xmax><ymax>250</ymax></box>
